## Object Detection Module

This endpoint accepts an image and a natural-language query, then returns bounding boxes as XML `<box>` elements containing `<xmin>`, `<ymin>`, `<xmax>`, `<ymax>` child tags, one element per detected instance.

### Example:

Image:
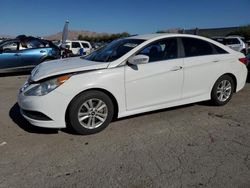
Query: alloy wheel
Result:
<box><xmin>216</xmin><ymin>80</ymin><xmax>232</xmax><ymax>102</ymax></box>
<box><xmin>77</xmin><ymin>98</ymin><xmax>108</xmax><ymax>129</ymax></box>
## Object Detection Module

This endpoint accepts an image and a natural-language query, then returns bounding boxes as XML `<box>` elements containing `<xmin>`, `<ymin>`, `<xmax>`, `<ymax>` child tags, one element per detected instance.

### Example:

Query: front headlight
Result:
<box><xmin>24</xmin><ymin>75</ymin><xmax>71</xmax><ymax>96</ymax></box>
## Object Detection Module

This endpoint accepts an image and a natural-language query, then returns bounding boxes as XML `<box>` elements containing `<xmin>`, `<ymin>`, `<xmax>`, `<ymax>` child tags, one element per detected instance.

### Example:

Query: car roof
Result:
<box><xmin>225</xmin><ymin>36</ymin><xmax>244</xmax><ymax>39</ymax></box>
<box><xmin>108</xmin><ymin>33</ymin><xmax>237</xmax><ymax>68</ymax></box>
<box><xmin>128</xmin><ymin>33</ymin><xmax>179</xmax><ymax>40</ymax></box>
<box><xmin>127</xmin><ymin>33</ymin><xmax>212</xmax><ymax>41</ymax></box>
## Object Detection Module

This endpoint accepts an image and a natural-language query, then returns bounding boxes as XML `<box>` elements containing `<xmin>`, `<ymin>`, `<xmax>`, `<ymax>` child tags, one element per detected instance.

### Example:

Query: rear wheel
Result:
<box><xmin>68</xmin><ymin>90</ymin><xmax>114</xmax><ymax>134</ymax></box>
<box><xmin>211</xmin><ymin>75</ymin><xmax>234</xmax><ymax>106</ymax></box>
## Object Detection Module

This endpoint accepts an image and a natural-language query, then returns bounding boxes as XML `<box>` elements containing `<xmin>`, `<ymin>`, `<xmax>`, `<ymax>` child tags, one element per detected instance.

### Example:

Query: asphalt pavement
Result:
<box><xmin>0</xmin><ymin>74</ymin><xmax>250</xmax><ymax>188</ymax></box>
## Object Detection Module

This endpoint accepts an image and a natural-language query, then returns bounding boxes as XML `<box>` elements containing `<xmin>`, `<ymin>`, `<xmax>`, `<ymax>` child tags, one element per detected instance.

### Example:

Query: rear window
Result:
<box><xmin>81</xmin><ymin>43</ymin><xmax>90</xmax><ymax>48</ymax></box>
<box><xmin>212</xmin><ymin>44</ymin><xmax>228</xmax><ymax>54</ymax></box>
<box><xmin>224</xmin><ymin>38</ymin><xmax>240</xmax><ymax>45</ymax></box>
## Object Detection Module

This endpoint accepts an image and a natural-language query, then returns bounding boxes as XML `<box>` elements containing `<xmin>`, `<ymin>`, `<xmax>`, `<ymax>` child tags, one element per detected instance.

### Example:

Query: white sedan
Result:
<box><xmin>18</xmin><ymin>34</ymin><xmax>248</xmax><ymax>134</ymax></box>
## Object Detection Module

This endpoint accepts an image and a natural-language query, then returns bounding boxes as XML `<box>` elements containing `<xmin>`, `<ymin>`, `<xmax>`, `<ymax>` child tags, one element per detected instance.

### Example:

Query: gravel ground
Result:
<box><xmin>0</xmin><ymin>74</ymin><xmax>250</xmax><ymax>188</ymax></box>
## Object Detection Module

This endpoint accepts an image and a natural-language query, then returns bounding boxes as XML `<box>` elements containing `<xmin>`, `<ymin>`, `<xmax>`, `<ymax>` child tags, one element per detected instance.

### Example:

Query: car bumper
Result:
<box><xmin>18</xmin><ymin>89</ymin><xmax>71</xmax><ymax>129</ymax></box>
<box><xmin>235</xmin><ymin>66</ymin><xmax>248</xmax><ymax>92</ymax></box>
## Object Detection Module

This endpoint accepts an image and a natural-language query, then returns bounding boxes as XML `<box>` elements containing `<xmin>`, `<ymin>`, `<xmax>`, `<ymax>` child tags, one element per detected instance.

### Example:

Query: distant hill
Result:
<box><xmin>0</xmin><ymin>30</ymin><xmax>111</xmax><ymax>40</ymax></box>
<box><xmin>0</xmin><ymin>35</ymin><xmax>13</xmax><ymax>39</ymax></box>
<box><xmin>44</xmin><ymin>30</ymin><xmax>111</xmax><ymax>41</ymax></box>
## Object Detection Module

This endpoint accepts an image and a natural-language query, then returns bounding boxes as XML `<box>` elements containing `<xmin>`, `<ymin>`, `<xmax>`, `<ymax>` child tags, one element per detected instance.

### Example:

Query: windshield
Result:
<box><xmin>83</xmin><ymin>39</ymin><xmax>145</xmax><ymax>62</ymax></box>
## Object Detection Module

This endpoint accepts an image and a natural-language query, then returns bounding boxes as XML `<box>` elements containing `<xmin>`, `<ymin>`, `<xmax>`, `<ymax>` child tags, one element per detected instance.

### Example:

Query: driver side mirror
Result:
<box><xmin>128</xmin><ymin>55</ymin><xmax>149</xmax><ymax>65</ymax></box>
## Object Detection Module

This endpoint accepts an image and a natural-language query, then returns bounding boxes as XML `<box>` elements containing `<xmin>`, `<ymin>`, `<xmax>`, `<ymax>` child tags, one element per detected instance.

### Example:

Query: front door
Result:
<box><xmin>125</xmin><ymin>38</ymin><xmax>184</xmax><ymax>110</ymax></box>
<box><xmin>0</xmin><ymin>41</ymin><xmax>22</xmax><ymax>70</ymax></box>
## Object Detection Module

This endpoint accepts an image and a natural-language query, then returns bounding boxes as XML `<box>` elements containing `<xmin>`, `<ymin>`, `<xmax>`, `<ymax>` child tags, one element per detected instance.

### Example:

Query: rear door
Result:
<box><xmin>16</xmin><ymin>39</ymin><xmax>47</xmax><ymax>67</ymax></box>
<box><xmin>181</xmin><ymin>37</ymin><xmax>229</xmax><ymax>99</ymax></box>
<box><xmin>81</xmin><ymin>42</ymin><xmax>91</xmax><ymax>54</ymax></box>
<box><xmin>71</xmin><ymin>42</ymin><xmax>81</xmax><ymax>55</ymax></box>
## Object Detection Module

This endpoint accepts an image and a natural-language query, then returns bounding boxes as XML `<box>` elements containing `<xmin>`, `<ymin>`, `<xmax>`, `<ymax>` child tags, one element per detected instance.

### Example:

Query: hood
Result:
<box><xmin>30</xmin><ymin>57</ymin><xmax>109</xmax><ymax>82</ymax></box>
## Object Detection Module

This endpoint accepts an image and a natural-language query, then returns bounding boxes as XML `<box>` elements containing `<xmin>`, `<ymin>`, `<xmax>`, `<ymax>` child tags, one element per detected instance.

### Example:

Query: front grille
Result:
<box><xmin>22</xmin><ymin>109</ymin><xmax>52</xmax><ymax>121</ymax></box>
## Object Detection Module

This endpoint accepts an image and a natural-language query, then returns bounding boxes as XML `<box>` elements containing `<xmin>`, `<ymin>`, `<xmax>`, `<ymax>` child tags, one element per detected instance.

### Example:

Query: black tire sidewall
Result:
<box><xmin>211</xmin><ymin>75</ymin><xmax>234</xmax><ymax>106</ymax></box>
<box><xmin>68</xmin><ymin>91</ymin><xmax>114</xmax><ymax>134</ymax></box>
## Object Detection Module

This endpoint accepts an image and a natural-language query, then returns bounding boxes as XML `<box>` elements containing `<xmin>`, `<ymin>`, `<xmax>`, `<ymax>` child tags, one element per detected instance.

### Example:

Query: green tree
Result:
<box><xmin>77</xmin><ymin>32</ymin><xmax>131</xmax><ymax>43</ymax></box>
<box><xmin>77</xmin><ymin>34</ymin><xmax>83</xmax><ymax>40</ymax></box>
<box><xmin>227</xmin><ymin>25</ymin><xmax>250</xmax><ymax>40</ymax></box>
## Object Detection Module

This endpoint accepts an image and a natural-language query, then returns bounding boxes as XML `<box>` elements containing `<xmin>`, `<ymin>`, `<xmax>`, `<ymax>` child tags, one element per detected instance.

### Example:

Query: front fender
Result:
<box><xmin>55</xmin><ymin>66</ymin><xmax>127</xmax><ymax>119</ymax></box>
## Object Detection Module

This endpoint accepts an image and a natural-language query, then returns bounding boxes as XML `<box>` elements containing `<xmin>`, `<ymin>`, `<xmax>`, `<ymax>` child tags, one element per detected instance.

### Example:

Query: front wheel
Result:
<box><xmin>211</xmin><ymin>75</ymin><xmax>234</xmax><ymax>106</ymax></box>
<box><xmin>68</xmin><ymin>90</ymin><xmax>114</xmax><ymax>134</ymax></box>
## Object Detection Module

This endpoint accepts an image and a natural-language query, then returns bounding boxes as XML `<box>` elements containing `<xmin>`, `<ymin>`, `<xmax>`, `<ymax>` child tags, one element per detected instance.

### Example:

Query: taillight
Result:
<box><xmin>239</xmin><ymin>57</ymin><xmax>248</xmax><ymax>65</ymax></box>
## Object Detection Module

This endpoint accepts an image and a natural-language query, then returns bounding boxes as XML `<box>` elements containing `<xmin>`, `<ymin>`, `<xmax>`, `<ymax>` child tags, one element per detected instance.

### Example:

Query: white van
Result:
<box><xmin>224</xmin><ymin>36</ymin><xmax>248</xmax><ymax>55</ymax></box>
<box><xmin>63</xmin><ymin>40</ymin><xmax>92</xmax><ymax>55</ymax></box>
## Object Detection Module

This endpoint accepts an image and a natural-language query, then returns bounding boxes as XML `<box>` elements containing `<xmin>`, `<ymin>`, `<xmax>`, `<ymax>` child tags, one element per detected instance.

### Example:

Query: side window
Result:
<box><xmin>212</xmin><ymin>44</ymin><xmax>228</xmax><ymax>54</ymax></box>
<box><xmin>65</xmin><ymin>44</ymin><xmax>70</xmax><ymax>49</ymax></box>
<box><xmin>72</xmin><ymin>42</ymin><xmax>81</xmax><ymax>48</ymax></box>
<box><xmin>138</xmin><ymin>38</ymin><xmax>178</xmax><ymax>62</ymax></box>
<box><xmin>2</xmin><ymin>42</ymin><xmax>18</xmax><ymax>52</ymax></box>
<box><xmin>182</xmin><ymin>37</ymin><xmax>214</xmax><ymax>57</ymax></box>
<box><xmin>81</xmin><ymin>43</ymin><xmax>90</xmax><ymax>48</ymax></box>
<box><xmin>26</xmin><ymin>40</ymin><xmax>44</xmax><ymax>49</ymax></box>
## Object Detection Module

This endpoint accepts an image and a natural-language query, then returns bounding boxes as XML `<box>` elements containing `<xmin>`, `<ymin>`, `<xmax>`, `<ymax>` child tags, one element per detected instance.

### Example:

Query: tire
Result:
<box><xmin>211</xmin><ymin>75</ymin><xmax>235</xmax><ymax>106</ymax></box>
<box><xmin>68</xmin><ymin>90</ymin><xmax>114</xmax><ymax>134</ymax></box>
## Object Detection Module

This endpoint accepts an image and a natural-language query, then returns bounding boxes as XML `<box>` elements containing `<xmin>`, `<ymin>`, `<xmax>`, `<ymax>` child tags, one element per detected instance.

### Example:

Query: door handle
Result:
<box><xmin>14</xmin><ymin>53</ymin><xmax>21</xmax><ymax>56</ymax></box>
<box><xmin>212</xmin><ymin>60</ymin><xmax>219</xmax><ymax>63</ymax></box>
<box><xmin>170</xmin><ymin>66</ymin><xmax>183</xmax><ymax>71</ymax></box>
<box><xmin>40</xmin><ymin>50</ymin><xmax>46</xmax><ymax>53</ymax></box>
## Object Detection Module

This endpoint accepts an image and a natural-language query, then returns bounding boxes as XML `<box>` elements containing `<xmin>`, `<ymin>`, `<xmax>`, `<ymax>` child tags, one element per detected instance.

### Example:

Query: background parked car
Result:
<box><xmin>58</xmin><ymin>40</ymin><xmax>92</xmax><ymax>55</ymax></box>
<box><xmin>247</xmin><ymin>53</ymin><xmax>250</xmax><ymax>71</ymax></box>
<box><xmin>224</xmin><ymin>36</ymin><xmax>248</xmax><ymax>55</ymax></box>
<box><xmin>211</xmin><ymin>36</ymin><xmax>225</xmax><ymax>44</ymax></box>
<box><xmin>247</xmin><ymin>40</ymin><xmax>250</xmax><ymax>53</ymax></box>
<box><xmin>212</xmin><ymin>36</ymin><xmax>248</xmax><ymax>55</ymax></box>
<box><xmin>0</xmin><ymin>36</ymin><xmax>61</xmax><ymax>73</ymax></box>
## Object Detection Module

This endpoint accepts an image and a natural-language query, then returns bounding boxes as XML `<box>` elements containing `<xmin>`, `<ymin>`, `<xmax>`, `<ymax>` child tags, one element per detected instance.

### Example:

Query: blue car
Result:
<box><xmin>0</xmin><ymin>36</ymin><xmax>61</xmax><ymax>73</ymax></box>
